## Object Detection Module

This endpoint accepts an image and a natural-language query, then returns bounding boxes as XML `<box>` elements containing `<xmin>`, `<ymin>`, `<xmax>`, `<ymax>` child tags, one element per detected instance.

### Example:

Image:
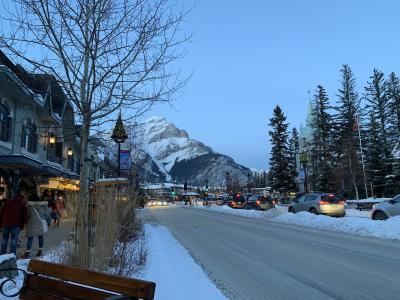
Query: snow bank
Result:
<box><xmin>139</xmin><ymin>224</ymin><xmax>226</xmax><ymax>300</ymax></box>
<box><xmin>273</xmin><ymin>212</ymin><xmax>400</xmax><ymax>240</ymax></box>
<box><xmin>188</xmin><ymin>204</ymin><xmax>287</xmax><ymax>220</ymax></box>
<box><xmin>189</xmin><ymin>205</ymin><xmax>400</xmax><ymax>240</ymax></box>
<box><xmin>347</xmin><ymin>197</ymin><xmax>391</xmax><ymax>204</ymax></box>
<box><xmin>345</xmin><ymin>209</ymin><xmax>371</xmax><ymax>218</ymax></box>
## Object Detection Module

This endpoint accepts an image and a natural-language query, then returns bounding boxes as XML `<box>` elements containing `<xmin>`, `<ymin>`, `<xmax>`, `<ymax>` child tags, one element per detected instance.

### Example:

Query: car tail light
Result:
<box><xmin>319</xmin><ymin>200</ymin><xmax>330</xmax><ymax>205</ymax></box>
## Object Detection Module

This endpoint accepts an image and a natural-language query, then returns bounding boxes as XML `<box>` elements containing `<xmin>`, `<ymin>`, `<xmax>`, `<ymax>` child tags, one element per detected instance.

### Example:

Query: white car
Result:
<box><xmin>371</xmin><ymin>195</ymin><xmax>400</xmax><ymax>220</ymax></box>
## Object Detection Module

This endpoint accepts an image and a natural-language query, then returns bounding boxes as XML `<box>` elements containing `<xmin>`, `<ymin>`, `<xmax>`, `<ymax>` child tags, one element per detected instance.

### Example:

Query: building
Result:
<box><xmin>0</xmin><ymin>50</ymin><xmax>80</xmax><ymax>197</ymax></box>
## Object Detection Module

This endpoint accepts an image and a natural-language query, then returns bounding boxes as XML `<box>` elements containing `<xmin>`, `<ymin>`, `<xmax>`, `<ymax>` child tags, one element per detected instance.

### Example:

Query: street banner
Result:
<box><xmin>119</xmin><ymin>150</ymin><xmax>131</xmax><ymax>170</ymax></box>
<box><xmin>298</xmin><ymin>169</ymin><xmax>305</xmax><ymax>181</ymax></box>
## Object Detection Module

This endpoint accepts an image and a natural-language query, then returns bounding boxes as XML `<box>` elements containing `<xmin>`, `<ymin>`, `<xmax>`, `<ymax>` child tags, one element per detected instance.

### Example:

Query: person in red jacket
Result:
<box><xmin>0</xmin><ymin>191</ymin><xmax>27</xmax><ymax>255</ymax></box>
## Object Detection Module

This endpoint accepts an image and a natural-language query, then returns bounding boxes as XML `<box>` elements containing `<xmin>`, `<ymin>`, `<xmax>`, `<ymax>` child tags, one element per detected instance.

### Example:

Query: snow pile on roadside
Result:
<box><xmin>188</xmin><ymin>205</ymin><xmax>400</xmax><ymax>240</ymax></box>
<box><xmin>345</xmin><ymin>209</ymin><xmax>371</xmax><ymax>218</ymax></box>
<box><xmin>139</xmin><ymin>224</ymin><xmax>226</xmax><ymax>300</ymax></box>
<box><xmin>347</xmin><ymin>197</ymin><xmax>390</xmax><ymax>204</ymax></box>
<box><xmin>273</xmin><ymin>212</ymin><xmax>400</xmax><ymax>240</ymax></box>
<box><xmin>187</xmin><ymin>204</ymin><xmax>287</xmax><ymax>220</ymax></box>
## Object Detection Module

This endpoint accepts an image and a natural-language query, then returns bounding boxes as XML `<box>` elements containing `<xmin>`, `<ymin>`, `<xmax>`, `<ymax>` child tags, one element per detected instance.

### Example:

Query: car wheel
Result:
<box><xmin>373</xmin><ymin>211</ymin><xmax>388</xmax><ymax>220</ymax></box>
<box><xmin>288</xmin><ymin>207</ymin><xmax>295</xmax><ymax>214</ymax></box>
<box><xmin>310</xmin><ymin>208</ymin><xmax>319</xmax><ymax>215</ymax></box>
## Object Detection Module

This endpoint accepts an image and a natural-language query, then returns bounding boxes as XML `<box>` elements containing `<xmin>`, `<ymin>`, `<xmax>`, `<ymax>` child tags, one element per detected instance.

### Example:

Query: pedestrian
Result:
<box><xmin>42</xmin><ymin>189</ymin><xmax>52</xmax><ymax>205</ymax></box>
<box><xmin>0</xmin><ymin>187</ymin><xmax>6</xmax><ymax>209</ymax></box>
<box><xmin>54</xmin><ymin>192</ymin><xmax>64</xmax><ymax>226</ymax></box>
<box><xmin>21</xmin><ymin>193</ymin><xmax>50</xmax><ymax>258</ymax></box>
<box><xmin>0</xmin><ymin>190</ymin><xmax>27</xmax><ymax>255</ymax></box>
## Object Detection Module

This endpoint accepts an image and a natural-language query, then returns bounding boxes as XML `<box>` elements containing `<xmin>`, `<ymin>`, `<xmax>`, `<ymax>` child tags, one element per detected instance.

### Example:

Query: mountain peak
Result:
<box><xmin>146</xmin><ymin>116</ymin><xmax>166</xmax><ymax>123</ymax></box>
<box><xmin>137</xmin><ymin>116</ymin><xmax>251</xmax><ymax>185</ymax></box>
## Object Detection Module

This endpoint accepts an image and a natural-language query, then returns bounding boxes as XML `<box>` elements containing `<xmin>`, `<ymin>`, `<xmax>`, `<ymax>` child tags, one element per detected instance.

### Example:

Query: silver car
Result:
<box><xmin>371</xmin><ymin>195</ymin><xmax>400</xmax><ymax>220</ymax></box>
<box><xmin>288</xmin><ymin>193</ymin><xmax>346</xmax><ymax>217</ymax></box>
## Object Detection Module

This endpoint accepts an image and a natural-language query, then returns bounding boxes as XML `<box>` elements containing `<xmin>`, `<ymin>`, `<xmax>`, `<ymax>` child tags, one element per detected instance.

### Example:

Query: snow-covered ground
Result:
<box><xmin>0</xmin><ymin>224</ymin><xmax>226</xmax><ymax>300</ymax></box>
<box><xmin>187</xmin><ymin>205</ymin><xmax>400</xmax><ymax>240</ymax></box>
<box><xmin>138</xmin><ymin>224</ymin><xmax>226</xmax><ymax>300</ymax></box>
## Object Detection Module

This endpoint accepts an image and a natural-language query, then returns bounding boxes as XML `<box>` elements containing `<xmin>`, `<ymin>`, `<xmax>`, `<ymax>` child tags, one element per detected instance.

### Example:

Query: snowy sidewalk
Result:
<box><xmin>17</xmin><ymin>218</ymin><xmax>74</xmax><ymax>258</ymax></box>
<box><xmin>138</xmin><ymin>224</ymin><xmax>226</xmax><ymax>300</ymax></box>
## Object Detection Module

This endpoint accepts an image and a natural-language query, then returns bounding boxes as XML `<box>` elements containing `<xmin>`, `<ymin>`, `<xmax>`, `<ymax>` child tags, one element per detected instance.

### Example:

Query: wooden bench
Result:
<box><xmin>17</xmin><ymin>260</ymin><xmax>156</xmax><ymax>300</ymax></box>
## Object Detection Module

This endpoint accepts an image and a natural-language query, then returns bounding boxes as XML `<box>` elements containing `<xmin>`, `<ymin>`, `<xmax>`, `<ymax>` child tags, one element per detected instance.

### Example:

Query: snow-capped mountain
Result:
<box><xmin>137</xmin><ymin>117</ymin><xmax>251</xmax><ymax>185</ymax></box>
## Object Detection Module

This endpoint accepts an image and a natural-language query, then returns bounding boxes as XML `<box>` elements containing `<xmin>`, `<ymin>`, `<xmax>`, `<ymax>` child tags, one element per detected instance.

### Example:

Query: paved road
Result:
<box><xmin>146</xmin><ymin>206</ymin><xmax>400</xmax><ymax>300</ymax></box>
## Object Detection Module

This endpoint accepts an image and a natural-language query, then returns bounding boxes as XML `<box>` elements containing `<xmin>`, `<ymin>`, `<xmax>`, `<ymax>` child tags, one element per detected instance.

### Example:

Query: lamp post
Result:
<box><xmin>225</xmin><ymin>172</ymin><xmax>230</xmax><ymax>194</ymax></box>
<box><xmin>300</xmin><ymin>150</ymin><xmax>309</xmax><ymax>193</ymax></box>
<box><xmin>111</xmin><ymin>112</ymin><xmax>128</xmax><ymax>177</ymax></box>
<box><xmin>247</xmin><ymin>172</ymin><xmax>251</xmax><ymax>193</ymax></box>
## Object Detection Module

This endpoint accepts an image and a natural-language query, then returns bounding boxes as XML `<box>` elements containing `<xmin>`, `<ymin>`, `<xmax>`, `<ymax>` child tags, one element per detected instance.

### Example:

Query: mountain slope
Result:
<box><xmin>138</xmin><ymin>117</ymin><xmax>251</xmax><ymax>185</ymax></box>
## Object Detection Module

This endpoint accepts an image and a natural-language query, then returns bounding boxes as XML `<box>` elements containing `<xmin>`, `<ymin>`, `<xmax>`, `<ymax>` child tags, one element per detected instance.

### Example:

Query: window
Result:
<box><xmin>68</xmin><ymin>152</ymin><xmax>75</xmax><ymax>172</ymax></box>
<box><xmin>305</xmin><ymin>195</ymin><xmax>318</xmax><ymax>202</ymax></box>
<box><xmin>21</xmin><ymin>119</ymin><xmax>38</xmax><ymax>153</ymax></box>
<box><xmin>0</xmin><ymin>103</ymin><xmax>12</xmax><ymax>142</ymax></box>
<box><xmin>296</xmin><ymin>195</ymin><xmax>306</xmax><ymax>203</ymax></box>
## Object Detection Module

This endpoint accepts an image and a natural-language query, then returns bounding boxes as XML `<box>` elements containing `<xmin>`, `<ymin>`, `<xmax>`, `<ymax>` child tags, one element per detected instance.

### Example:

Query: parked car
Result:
<box><xmin>202</xmin><ymin>196</ymin><xmax>216</xmax><ymax>206</ymax></box>
<box><xmin>146</xmin><ymin>198</ymin><xmax>167</xmax><ymax>207</ymax></box>
<box><xmin>244</xmin><ymin>195</ymin><xmax>275</xmax><ymax>211</ymax></box>
<box><xmin>215</xmin><ymin>197</ymin><xmax>224</xmax><ymax>206</ymax></box>
<box><xmin>371</xmin><ymin>195</ymin><xmax>400</xmax><ymax>220</ymax></box>
<box><xmin>288</xmin><ymin>193</ymin><xmax>346</xmax><ymax>217</ymax></box>
<box><xmin>231</xmin><ymin>194</ymin><xmax>246</xmax><ymax>209</ymax></box>
<box><xmin>223</xmin><ymin>196</ymin><xmax>233</xmax><ymax>207</ymax></box>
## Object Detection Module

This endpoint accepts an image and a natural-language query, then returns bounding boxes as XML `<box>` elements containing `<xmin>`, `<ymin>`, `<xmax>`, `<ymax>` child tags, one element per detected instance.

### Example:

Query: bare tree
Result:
<box><xmin>0</xmin><ymin>0</ymin><xmax>189</xmax><ymax>267</ymax></box>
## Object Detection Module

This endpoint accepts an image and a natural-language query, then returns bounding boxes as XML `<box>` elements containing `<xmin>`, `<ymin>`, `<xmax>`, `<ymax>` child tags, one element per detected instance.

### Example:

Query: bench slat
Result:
<box><xmin>20</xmin><ymin>288</ymin><xmax>60</xmax><ymax>300</ymax></box>
<box><xmin>21</xmin><ymin>275</ymin><xmax>116</xmax><ymax>300</ymax></box>
<box><xmin>27</xmin><ymin>260</ymin><xmax>155</xmax><ymax>300</ymax></box>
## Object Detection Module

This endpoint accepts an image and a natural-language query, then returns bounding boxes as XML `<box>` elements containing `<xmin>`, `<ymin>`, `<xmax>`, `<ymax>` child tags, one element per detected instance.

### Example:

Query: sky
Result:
<box><xmin>143</xmin><ymin>0</ymin><xmax>400</xmax><ymax>170</ymax></box>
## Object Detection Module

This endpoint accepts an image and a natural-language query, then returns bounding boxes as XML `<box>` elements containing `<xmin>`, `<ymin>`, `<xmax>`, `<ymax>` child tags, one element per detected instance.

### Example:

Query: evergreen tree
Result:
<box><xmin>386</xmin><ymin>72</ymin><xmax>400</xmax><ymax>146</ymax></box>
<box><xmin>288</xmin><ymin>127</ymin><xmax>299</xmax><ymax>191</ymax></box>
<box><xmin>268</xmin><ymin>105</ymin><xmax>294</xmax><ymax>194</ymax></box>
<box><xmin>364</xmin><ymin>69</ymin><xmax>391</xmax><ymax>176</ymax></box>
<box><xmin>387</xmin><ymin>72</ymin><xmax>400</xmax><ymax>194</ymax></box>
<box><xmin>310</xmin><ymin>85</ymin><xmax>335</xmax><ymax>192</ymax></box>
<box><xmin>364</xmin><ymin>113</ymin><xmax>386</xmax><ymax>196</ymax></box>
<box><xmin>334</xmin><ymin>65</ymin><xmax>361</xmax><ymax>197</ymax></box>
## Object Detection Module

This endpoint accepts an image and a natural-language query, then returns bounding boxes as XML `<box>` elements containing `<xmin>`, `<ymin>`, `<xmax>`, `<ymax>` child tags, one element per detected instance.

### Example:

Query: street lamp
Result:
<box><xmin>225</xmin><ymin>172</ymin><xmax>230</xmax><ymax>194</ymax></box>
<box><xmin>300</xmin><ymin>150</ymin><xmax>309</xmax><ymax>193</ymax></box>
<box><xmin>247</xmin><ymin>172</ymin><xmax>251</xmax><ymax>193</ymax></box>
<box><xmin>67</xmin><ymin>148</ymin><xmax>73</xmax><ymax>157</ymax></box>
<box><xmin>111</xmin><ymin>112</ymin><xmax>128</xmax><ymax>177</ymax></box>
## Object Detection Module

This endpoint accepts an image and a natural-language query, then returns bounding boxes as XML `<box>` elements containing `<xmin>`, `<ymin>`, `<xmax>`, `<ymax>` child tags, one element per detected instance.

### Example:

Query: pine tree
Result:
<box><xmin>386</xmin><ymin>72</ymin><xmax>400</xmax><ymax>147</ymax></box>
<box><xmin>310</xmin><ymin>85</ymin><xmax>334</xmax><ymax>192</ymax></box>
<box><xmin>364</xmin><ymin>113</ymin><xmax>386</xmax><ymax>196</ymax></box>
<box><xmin>387</xmin><ymin>72</ymin><xmax>400</xmax><ymax>193</ymax></box>
<box><xmin>334</xmin><ymin>65</ymin><xmax>361</xmax><ymax>197</ymax></box>
<box><xmin>364</xmin><ymin>69</ymin><xmax>391</xmax><ymax>176</ymax></box>
<box><xmin>268</xmin><ymin>105</ymin><xmax>294</xmax><ymax>194</ymax></box>
<box><xmin>288</xmin><ymin>127</ymin><xmax>299</xmax><ymax>191</ymax></box>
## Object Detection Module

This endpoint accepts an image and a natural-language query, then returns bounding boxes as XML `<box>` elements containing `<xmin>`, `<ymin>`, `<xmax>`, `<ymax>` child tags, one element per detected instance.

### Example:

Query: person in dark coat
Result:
<box><xmin>0</xmin><ymin>191</ymin><xmax>27</xmax><ymax>255</ymax></box>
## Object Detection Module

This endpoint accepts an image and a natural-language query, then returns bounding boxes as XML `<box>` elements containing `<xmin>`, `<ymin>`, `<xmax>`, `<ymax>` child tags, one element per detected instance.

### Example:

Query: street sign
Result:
<box><xmin>300</xmin><ymin>151</ymin><xmax>309</xmax><ymax>163</ymax></box>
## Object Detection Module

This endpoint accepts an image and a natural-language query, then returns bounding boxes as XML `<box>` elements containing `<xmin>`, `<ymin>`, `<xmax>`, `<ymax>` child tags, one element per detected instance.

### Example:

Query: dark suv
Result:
<box><xmin>244</xmin><ymin>195</ymin><xmax>275</xmax><ymax>211</ymax></box>
<box><xmin>230</xmin><ymin>194</ymin><xmax>246</xmax><ymax>208</ymax></box>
